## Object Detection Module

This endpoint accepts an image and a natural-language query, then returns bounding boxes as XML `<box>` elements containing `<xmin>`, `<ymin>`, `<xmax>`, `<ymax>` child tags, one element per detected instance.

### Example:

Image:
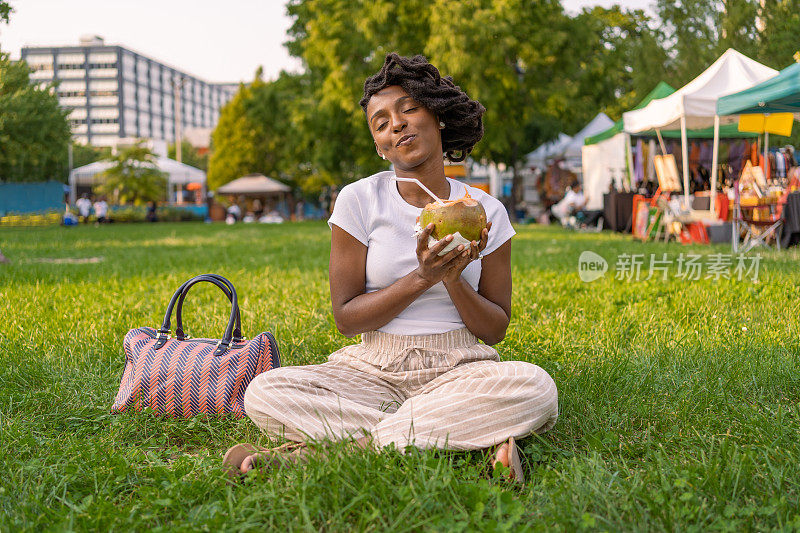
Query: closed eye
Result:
<box><xmin>376</xmin><ymin>121</ymin><xmax>388</xmax><ymax>131</ymax></box>
<box><xmin>403</xmin><ymin>107</ymin><xmax>419</xmax><ymax>113</ymax></box>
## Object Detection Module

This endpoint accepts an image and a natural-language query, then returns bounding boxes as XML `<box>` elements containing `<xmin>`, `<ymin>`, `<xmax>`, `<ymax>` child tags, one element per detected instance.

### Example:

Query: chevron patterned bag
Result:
<box><xmin>112</xmin><ymin>274</ymin><xmax>280</xmax><ymax>418</ymax></box>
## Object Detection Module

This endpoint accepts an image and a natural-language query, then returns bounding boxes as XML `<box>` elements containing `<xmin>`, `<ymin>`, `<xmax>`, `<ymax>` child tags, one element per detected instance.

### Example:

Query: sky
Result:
<box><xmin>0</xmin><ymin>0</ymin><xmax>655</xmax><ymax>84</ymax></box>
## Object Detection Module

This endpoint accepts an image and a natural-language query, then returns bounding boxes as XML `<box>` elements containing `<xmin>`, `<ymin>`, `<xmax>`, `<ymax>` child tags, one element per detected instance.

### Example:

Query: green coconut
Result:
<box><xmin>419</xmin><ymin>190</ymin><xmax>487</xmax><ymax>242</ymax></box>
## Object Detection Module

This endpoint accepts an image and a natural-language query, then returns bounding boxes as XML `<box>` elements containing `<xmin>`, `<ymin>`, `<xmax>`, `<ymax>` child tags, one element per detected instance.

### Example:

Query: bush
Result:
<box><xmin>108</xmin><ymin>205</ymin><xmax>206</xmax><ymax>223</ymax></box>
<box><xmin>0</xmin><ymin>212</ymin><xmax>63</xmax><ymax>227</ymax></box>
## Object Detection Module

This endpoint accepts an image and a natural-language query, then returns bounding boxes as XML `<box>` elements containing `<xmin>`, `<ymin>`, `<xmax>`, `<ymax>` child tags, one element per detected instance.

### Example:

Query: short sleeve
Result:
<box><xmin>482</xmin><ymin>197</ymin><xmax>516</xmax><ymax>256</ymax></box>
<box><xmin>327</xmin><ymin>184</ymin><xmax>369</xmax><ymax>246</ymax></box>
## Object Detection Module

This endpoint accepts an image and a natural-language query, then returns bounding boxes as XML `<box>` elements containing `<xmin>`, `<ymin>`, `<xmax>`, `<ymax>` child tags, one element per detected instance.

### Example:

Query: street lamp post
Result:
<box><xmin>171</xmin><ymin>76</ymin><xmax>187</xmax><ymax>204</ymax></box>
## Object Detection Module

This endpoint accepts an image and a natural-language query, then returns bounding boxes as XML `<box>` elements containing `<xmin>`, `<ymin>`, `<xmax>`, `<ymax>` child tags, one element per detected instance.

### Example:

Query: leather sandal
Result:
<box><xmin>492</xmin><ymin>437</ymin><xmax>525</xmax><ymax>485</ymax></box>
<box><xmin>507</xmin><ymin>437</ymin><xmax>524</xmax><ymax>484</ymax></box>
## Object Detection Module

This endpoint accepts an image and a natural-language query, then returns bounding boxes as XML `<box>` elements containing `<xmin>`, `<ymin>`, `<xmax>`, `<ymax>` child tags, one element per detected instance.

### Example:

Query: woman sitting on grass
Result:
<box><xmin>227</xmin><ymin>53</ymin><xmax>558</xmax><ymax>483</ymax></box>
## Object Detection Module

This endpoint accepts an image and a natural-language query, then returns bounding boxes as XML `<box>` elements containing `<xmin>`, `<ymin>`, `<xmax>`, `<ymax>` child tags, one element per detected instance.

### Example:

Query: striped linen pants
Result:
<box><xmin>243</xmin><ymin>328</ymin><xmax>558</xmax><ymax>450</ymax></box>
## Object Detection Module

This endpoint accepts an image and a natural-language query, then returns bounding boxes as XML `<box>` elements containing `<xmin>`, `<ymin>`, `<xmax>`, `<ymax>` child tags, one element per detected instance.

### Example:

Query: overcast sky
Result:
<box><xmin>0</xmin><ymin>0</ymin><xmax>655</xmax><ymax>84</ymax></box>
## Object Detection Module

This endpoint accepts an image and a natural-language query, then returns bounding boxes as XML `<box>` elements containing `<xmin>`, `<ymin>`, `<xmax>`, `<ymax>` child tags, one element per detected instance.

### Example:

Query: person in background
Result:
<box><xmin>550</xmin><ymin>183</ymin><xmax>586</xmax><ymax>226</ymax></box>
<box><xmin>93</xmin><ymin>196</ymin><xmax>109</xmax><ymax>225</ymax></box>
<box><xmin>146</xmin><ymin>201</ymin><xmax>158</xmax><ymax>223</ymax></box>
<box><xmin>227</xmin><ymin>196</ymin><xmax>242</xmax><ymax>222</ymax></box>
<box><xmin>76</xmin><ymin>194</ymin><xmax>92</xmax><ymax>224</ymax></box>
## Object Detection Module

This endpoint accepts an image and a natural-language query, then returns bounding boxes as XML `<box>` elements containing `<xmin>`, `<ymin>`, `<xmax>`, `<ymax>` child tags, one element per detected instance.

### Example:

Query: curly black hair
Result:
<box><xmin>359</xmin><ymin>53</ymin><xmax>486</xmax><ymax>163</ymax></box>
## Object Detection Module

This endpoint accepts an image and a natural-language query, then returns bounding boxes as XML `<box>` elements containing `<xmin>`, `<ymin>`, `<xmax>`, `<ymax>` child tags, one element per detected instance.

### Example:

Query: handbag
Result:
<box><xmin>112</xmin><ymin>274</ymin><xmax>280</xmax><ymax>418</ymax></box>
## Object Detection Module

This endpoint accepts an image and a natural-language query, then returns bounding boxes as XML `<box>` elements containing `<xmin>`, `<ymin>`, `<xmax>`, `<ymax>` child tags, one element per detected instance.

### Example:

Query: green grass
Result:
<box><xmin>1</xmin><ymin>221</ymin><xmax>800</xmax><ymax>531</ymax></box>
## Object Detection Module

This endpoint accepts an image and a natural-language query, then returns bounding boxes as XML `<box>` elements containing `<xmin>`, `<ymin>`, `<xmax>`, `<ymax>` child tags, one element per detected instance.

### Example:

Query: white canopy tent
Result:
<box><xmin>69</xmin><ymin>157</ymin><xmax>207</xmax><ymax>205</ymax></box>
<box><xmin>581</xmin><ymin>133</ymin><xmax>629</xmax><ymax>210</ymax></box>
<box><xmin>216</xmin><ymin>174</ymin><xmax>291</xmax><ymax>195</ymax></box>
<box><xmin>563</xmin><ymin>113</ymin><xmax>615</xmax><ymax>174</ymax></box>
<box><xmin>623</xmin><ymin>49</ymin><xmax>777</xmax><ymax>209</ymax></box>
<box><xmin>525</xmin><ymin>133</ymin><xmax>572</xmax><ymax>168</ymax></box>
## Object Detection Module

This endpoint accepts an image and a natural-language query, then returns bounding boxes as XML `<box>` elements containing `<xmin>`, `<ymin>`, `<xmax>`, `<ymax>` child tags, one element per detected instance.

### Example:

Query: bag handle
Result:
<box><xmin>154</xmin><ymin>274</ymin><xmax>240</xmax><ymax>356</ymax></box>
<box><xmin>175</xmin><ymin>275</ymin><xmax>242</xmax><ymax>342</ymax></box>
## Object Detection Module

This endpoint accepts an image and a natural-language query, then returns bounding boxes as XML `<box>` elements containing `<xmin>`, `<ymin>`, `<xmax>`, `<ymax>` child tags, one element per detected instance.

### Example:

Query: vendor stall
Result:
<box><xmin>623</xmin><ymin>49</ymin><xmax>777</xmax><ymax>211</ymax></box>
<box><xmin>717</xmin><ymin>61</ymin><xmax>800</xmax><ymax>250</ymax></box>
<box><xmin>69</xmin><ymin>157</ymin><xmax>207</xmax><ymax>205</ymax></box>
<box><xmin>562</xmin><ymin>113</ymin><xmax>614</xmax><ymax>177</ymax></box>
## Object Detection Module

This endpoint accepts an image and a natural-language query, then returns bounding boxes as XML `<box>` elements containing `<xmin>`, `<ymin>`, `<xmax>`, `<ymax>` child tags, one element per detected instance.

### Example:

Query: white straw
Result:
<box><xmin>392</xmin><ymin>176</ymin><xmax>447</xmax><ymax>206</ymax></box>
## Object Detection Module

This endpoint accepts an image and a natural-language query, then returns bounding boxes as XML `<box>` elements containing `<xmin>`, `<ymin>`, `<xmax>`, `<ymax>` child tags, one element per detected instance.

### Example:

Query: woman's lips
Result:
<box><xmin>396</xmin><ymin>134</ymin><xmax>417</xmax><ymax>147</ymax></box>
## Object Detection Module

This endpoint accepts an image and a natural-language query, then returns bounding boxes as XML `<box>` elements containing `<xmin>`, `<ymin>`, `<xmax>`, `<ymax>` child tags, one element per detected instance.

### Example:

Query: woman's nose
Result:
<box><xmin>393</xmin><ymin>115</ymin><xmax>407</xmax><ymax>133</ymax></box>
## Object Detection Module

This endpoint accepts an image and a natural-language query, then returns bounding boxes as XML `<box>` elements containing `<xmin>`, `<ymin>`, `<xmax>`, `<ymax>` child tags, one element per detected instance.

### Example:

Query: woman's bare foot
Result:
<box><xmin>238</xmin><ymin>442</ymin><xmax>308</xmax><ymax>474</ymax></box>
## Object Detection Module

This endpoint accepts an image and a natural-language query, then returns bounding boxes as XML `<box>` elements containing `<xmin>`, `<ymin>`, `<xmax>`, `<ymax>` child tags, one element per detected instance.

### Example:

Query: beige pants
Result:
<box><xmin>243</xmin><ymin>328</ymin><xmax>558</xmax><ymax>450</ymax></box>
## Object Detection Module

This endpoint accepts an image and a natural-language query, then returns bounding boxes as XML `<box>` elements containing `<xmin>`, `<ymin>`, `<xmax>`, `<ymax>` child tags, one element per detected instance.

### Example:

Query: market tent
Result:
<box><xmin>717</xmin><ymin>61</ymin><xmax>800</xmax><ymax>116</ymax></box>
<box><xmin>216</xmin><ymin>174</ymin><xmax>291</xmax><ymax>195</ymax></box>
<box><xmin>623</xmin><ymin>49</ymin><xmax>777</xmax><ymax>209</ymax></box>
<box><xmin>525</xmin><ymin>133</ymin><xmax>572</xmax><ymax>168</ymax></box>
<box><xmin>582</xmin><ymin>84</ymin><xmax>674</xmax><ymax>209</ymax></box>
<box><xmin>582</xmin><ymin>81</ymin><xmax>761</xmax><ymax>210</ymax></box>
<box><xmin>563</xmin><ymin>113</ymin><xmax>614</xmax><ymax>173</ymax></box>
<box><xmin>623</xmin><ymin>49</ymin><xmax>776</xmax><ymax>132</ymax></box>
<box><xmin>585</xmin><ymin>82</ymin><xmax>676</xmax><ymax>146</ymax></box>
<box><xmin>69</xmin><ymin>157</ymin><xmax>207</xmax><ymax>205</ymax></box>
<box><xmin>581</xmin><ymin>134</ymin><xmax>628</xmax><ymax>210</ymax></box>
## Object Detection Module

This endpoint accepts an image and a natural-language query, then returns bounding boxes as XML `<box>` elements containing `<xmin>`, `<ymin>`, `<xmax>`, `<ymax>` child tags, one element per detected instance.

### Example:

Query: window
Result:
<box><xmin>88</xmin><ymin>52</ymin><xmax>116</xmax><ymax>64</ymax></box>
<box><xmin>92</xmin><ymin>108</ymin><xmax>119</xmax><ymax>119</ymax></box>
<box><xmin>91</xmin><ymin>123</ymin><xmax>120</xmax><ymax>134</ymax></box>
<box><xmin>122</xmin><ymin>53</ymin><xmax>135</xmax><ymax>79</ymax></box>
<box><xmin>137</xmin><ymin>86</ymin><xmax>150</xmax><ymax>111</ymax></box>
<box><xmin>90</xmin><ymin>79</ymin><xmax>117</xmax><ymax>91</ymax></box>
<box><xmin>69</xmin><ymin>108</ymin><xmax>88</xmax><ymax>120</ymax></box>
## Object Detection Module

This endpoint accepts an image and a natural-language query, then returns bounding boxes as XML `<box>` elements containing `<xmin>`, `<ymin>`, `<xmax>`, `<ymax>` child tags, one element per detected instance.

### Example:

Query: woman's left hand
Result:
<box><xmin>442</xmin><ymin>221</ymin><xmax>492</xmax><ymax>285</ymax></box>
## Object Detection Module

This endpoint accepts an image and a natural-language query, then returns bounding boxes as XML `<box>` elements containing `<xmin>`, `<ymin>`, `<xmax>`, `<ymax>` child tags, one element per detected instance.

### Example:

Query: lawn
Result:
<box><xmin>1</xmin><ymin>221</ymin><xmax>799</xmax><ymax>531</ymax></box>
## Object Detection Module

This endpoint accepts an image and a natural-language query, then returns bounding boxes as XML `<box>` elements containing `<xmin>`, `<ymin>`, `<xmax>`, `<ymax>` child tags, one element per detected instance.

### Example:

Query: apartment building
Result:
<box><xmin>21</xmin><ymin>36</ymin><xmax>237</xmax><ymax>146</ymax></box>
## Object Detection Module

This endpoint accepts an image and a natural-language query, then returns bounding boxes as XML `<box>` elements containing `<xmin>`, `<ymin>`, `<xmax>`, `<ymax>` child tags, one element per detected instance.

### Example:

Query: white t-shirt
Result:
<box><xmin>93</xmin><ymin>200</ymin><xmax>108</xmax><ymax>218</ymax></box>
<box><xmin>328</xmin><ymin>171</ymin><xmax>516</xmax><ymax>335</ymax></box>
<box><xmin>76</xmin><ymin>197</ymin><xmax>91</xmax><ymax>217</ymax></box>
<box><xmin>551</xmin><ymin>189</ymin><xmax>584</xmax><ymax>220</ymax></box>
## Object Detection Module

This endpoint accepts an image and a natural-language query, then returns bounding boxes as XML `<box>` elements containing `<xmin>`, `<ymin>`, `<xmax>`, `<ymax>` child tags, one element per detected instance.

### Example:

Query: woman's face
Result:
<box><xmin>365</xmin><ymin>85</ymin><xmax>443</xmax><ymax>171</ymax></box>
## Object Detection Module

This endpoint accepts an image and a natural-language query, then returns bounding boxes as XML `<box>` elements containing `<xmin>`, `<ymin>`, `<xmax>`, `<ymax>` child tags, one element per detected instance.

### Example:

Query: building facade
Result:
<box><xmin>21</xmin><ymin>36</ymin><xmax>237</xmax><ymax>146</ymax></box>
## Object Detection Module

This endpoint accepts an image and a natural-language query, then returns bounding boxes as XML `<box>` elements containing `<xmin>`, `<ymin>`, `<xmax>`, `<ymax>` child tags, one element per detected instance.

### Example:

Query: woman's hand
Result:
<box><xmin>442</xmin><ymin>221</ymin><xmax>492</xmax><ymax>285</ymax></box>
<box><xmin>414</xmin><ymin>223</ymin><xmax>471</xmax><ymax>286</ymax></box>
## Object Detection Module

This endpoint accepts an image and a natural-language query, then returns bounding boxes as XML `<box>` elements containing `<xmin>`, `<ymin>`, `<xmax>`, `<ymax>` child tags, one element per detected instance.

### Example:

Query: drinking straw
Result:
<box><xmin>392</xmin><ymin>176</ymin><xmax>447</xmax><ymax>206</ymax></box>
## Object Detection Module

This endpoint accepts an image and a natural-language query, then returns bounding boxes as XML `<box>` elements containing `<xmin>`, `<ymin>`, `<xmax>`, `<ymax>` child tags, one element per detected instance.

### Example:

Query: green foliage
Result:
<box><xmin>0</xmin><ymin>1</ymin><xmax>12</xmax><ymax>24</ymax></box>
<box><xmin>168</xmin><ymin>141</ymin><xmax>208</xmax><ymax>172</ymax></box>
<box><xmin>71</xmin><ymin>143</ymin><xmax>111</xmax><ymax>169</ymax></box>
<box><xmin>103</xmin><ymin>205</ymin><xmax>204</xmax><ymax>223</ymax></box>
<box><xmin>95</xmin><ymin>141</ymin><xmax>167</xmax><ymax>205</ymax></box>
<box><xmin>757</xmin><ymin>0</ymin><xmax>800</xmax><ymax>68</ymax></box>
<box><xmin>207</xmin><ymin>73</ymin><xmax>297</xmax><ymax>191</ymax></box>
<box><xmin>1</xmin><ymin>223</ymin><xmax>800</xmax><ymax>529</ymax></box>
<box><xmin>204</xmin><ymin>0</ymin><xmax>800</xmax><ymax>194</ymax></box>
<box><xmin>0</xmin><ymin>52</ymin><xmax>71</xmax><ymax>182</ymax></box>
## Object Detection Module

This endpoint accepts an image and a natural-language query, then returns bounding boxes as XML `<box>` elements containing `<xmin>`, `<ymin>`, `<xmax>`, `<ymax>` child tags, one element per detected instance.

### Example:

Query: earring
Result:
<box><xmin>380</xmin><ymin>154</ymin><xmax>386</xmax><ymax>160</ymax></box>
<box><xmin>439</xmin><ymin>121</ymin><xmax>445</xmax><ymax>129</ymax></box>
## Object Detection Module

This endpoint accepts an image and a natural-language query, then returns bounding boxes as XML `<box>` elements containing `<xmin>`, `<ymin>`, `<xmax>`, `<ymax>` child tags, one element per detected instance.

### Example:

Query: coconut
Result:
<box><xmin>418</xmin><ymin>188</ymin><xmax>487</xmax><ymax>256</ymax></box>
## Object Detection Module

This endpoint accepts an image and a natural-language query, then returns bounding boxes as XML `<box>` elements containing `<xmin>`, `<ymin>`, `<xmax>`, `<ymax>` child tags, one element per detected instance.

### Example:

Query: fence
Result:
<box><xmin>0</xmin><ymin>182</ymin><xmax>65</xmax><ymax>216</ymax></box>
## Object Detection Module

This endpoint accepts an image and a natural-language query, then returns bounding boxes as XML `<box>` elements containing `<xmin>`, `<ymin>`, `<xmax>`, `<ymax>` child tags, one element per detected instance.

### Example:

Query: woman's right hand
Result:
<box><xmin>414</xmin><ymin>223</ymin><xmax>468</xmax><ymax>286</ymax></box>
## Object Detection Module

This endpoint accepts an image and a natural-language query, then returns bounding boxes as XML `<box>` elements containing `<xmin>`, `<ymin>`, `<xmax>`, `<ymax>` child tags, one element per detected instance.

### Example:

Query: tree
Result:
<box><xmin>0</xmin><ymin>1</ymin><xmax>12</xmax><ymax>24</ymax></box>
<box><xmin>168</xmin><ymin>140</ymin><xmax>208</xmax><ymax>172</ymax></box>
<box><xmin>285</xmin><ymin>0</ymin><xmax>433</xmax><ymax>189</ymax></box>
<box><xmin>757</xmin><ymin>0</ymin><xmax>800</xmax><ymax>68</ymax></box>
<box><xmin>0</xmin><ymin>52</ymin><xmax>71</xmax><ymax>182</ymax></box>
<box><xmin>95</xmin><ymin>141</ymin><xmax>167</xmax><ymax>205</ymax></box>
<box><xmin>71</xmin><ymin>143</ymin><xmax>111</xmax><ymax>169</ymax></box>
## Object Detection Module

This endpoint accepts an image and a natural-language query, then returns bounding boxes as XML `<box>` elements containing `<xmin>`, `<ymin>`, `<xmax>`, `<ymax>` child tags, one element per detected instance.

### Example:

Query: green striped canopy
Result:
<box><xmin>717</xmin><ymin>62</ymin><xmax>800</xmax><ymax>116</ymax></box>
